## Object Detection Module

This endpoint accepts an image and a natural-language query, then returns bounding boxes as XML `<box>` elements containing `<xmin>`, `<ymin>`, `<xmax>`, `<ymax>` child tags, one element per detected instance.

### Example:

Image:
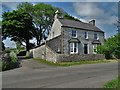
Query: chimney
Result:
<box><xmin>89</xmin><ymin>19</ymin><xmax>95</xmax><ymax>26</ymax></box>
<box><xmin>54</xmin><ymin>10</ymin><xmax>60</xmax><ymax>20</ymax></box>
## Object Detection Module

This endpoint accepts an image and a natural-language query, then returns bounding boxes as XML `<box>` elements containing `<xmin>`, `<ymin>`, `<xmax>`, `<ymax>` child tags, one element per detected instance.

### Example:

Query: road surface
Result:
<box><xmin>2</xmin><ymin>59</ymin><xmax>118</xmax><ymax>88</ymax></box>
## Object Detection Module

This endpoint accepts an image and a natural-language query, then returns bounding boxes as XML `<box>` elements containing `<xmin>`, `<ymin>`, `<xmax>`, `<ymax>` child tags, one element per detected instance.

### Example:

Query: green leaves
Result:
<box><xmin>2</xmin><ymin>9</ymin><xmax>35</xmax><ymax>51</ymax></box>
<box><xmin>97</xmin><ymin>34</ymin><xmax>120</xmax><ymax>59</ymax></box>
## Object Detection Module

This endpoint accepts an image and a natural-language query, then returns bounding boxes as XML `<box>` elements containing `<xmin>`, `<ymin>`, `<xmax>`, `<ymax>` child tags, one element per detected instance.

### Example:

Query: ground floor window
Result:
<box><xmin>70</xmin><ymin>42</ymin><xmax>78</xmax><ymax>54</ymax></box>
<box><xmin>84</xmin><ymin>44</ymin><xmax>89</xmax><ymax>54</ymax></box>
<box><xmin>93</xmin><ymin>44</ymin><xmax>97</xmax><ymax>54</ymax></box>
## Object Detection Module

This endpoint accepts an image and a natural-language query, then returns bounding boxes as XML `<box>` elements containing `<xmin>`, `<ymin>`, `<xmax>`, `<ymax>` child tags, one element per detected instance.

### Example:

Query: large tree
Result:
<box><xmin>2</xmin><ymin>9</ymin><xmax>35</xmax><ymax>51</ymax></box>
<box><xmin>17</xmin><ymin>2</ymin><xmax>80</xmax><ymax>45</ymax></box>
<box><xmin>17</xmin><ymin>3</ymin><xmax>61</xmax><ymax>45</ymax></box>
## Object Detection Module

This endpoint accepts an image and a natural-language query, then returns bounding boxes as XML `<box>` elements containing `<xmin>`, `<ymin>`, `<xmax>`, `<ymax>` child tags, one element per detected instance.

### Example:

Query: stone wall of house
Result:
<box><xmin>62</xmin><ymin>27</ymin><xmax>105</xmax><ymax>54</ymax></box>
<box><xmin>47</xmin><ymin>19</ymin><xmax>62</xmax><ymax>40</ymax></box>
<box><xmin>46</xmin><ymin>35</ymin><xmax>61</xmax><ymax>53</ymax></box>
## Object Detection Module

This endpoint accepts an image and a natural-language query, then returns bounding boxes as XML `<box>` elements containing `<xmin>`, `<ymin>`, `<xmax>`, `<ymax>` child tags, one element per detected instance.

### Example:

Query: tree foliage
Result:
<box><xmin>17</xmin><ymin>3</ymin><xmax>60</xmax><ymax>45</ymax></box>
<box><xmin>97</xmin><ymin>34</ymin><xmax>120</xmax><ymax>59</ymax></box>
<box><xmin>64</xmin><ymin>14</ymin><xmax>81</xmax><ymax>22</ymax></box>
<box><xmin>2</xmin><ymin>2</ymin><xmax>83</xmax><ymax>51</ymax></box>
<box><xmin>17</xmin><ymin>2</ymin><xmax>78</xmax><ymax>45</ymax></box>
<box><xmin>2</xmin><ymin>9</ymin><xmax>35</xmax><ymax>51</ymax></box>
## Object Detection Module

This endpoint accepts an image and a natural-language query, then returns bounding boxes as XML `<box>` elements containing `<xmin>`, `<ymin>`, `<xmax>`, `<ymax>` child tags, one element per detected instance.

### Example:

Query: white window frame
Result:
<box><xmin>94</xmin><ymin>32</ymin><xmax>99</xmax><ymax>40</ymax></box>
<box><xmin>85</xmin><ymin>32</ymin><xmax>88</xmax><ymax>39</ymax></box>
<box><xmin>97</xmin><ymin>33</ymin><xmax>99</xmax><ymax>40</ymax></box>
<box><xmin>70</xmin><ymin>42</ymin><xmax>78</xmax><ymax>54</ymax></box>
<box><xmin>93</xmin><ymin>44</ymin><xmax>97</xmax><ymax>54</ymax></box>
<box><xmin>72</xmin><ymin>30</ymin><xmax>77</xmax><ymax>38</ymax></box>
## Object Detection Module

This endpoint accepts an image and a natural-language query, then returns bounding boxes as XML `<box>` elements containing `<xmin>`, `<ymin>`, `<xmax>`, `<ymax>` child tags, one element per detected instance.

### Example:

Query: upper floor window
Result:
<box><xmin>72</xmin><ymin>30</ymin><xmax>77</xmax><ymax>38</ymax></box>
<box><xmin>94</xmin><ymin>32</ymin><xmax>99</xmax><ymax>40</ymax></box>
<box><xmin>85</xmin><ymin>32</ymin><xmax>88</xmax><ymax>39</ymax></box>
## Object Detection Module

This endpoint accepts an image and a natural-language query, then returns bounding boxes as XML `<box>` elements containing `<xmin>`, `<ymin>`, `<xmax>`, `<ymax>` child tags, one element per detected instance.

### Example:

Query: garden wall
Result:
<box><xmin>32</xmin><ymin>45</ymin><xmax>105</xmax><ymax>63</ymax></box>
<box><xmin>56</xmin><ymin>54</ymin><xmax>105</xmax><ymax>62</ymax></box>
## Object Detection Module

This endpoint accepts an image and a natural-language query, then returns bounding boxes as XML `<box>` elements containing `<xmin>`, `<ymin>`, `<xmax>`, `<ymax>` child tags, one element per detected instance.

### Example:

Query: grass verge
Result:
<box><xmin>104</xmin><ymin>77</ymin><xmax>120</xmax><ymax>89</ymax></box>
<box><xmin>33</xmin><ymin>58</ymin><xmax>117</xmax><ymax>66</ymax></box>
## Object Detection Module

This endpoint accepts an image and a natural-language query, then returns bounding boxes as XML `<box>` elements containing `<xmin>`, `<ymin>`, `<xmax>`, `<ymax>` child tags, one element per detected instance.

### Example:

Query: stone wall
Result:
<box><xmin>32</xmin><ymin>45</ymin><xmax>45</xmax><ymax>59</ymax></box>
<box><xmin>32</xmin><ymin>45</ymin><xmax>57</xmax><ymax>62</ymax></box>
<box><xmin>47</xmin><ymin>19</ymin><xmax>62</xmax><ymax>40</ymax></box>
<box><xmin>56</xmin><ymin>54</ymin><xmax>105</xmax><ymax>62</ymax></box>
<box><xmin>32</xmin><ymin>44</ymin><xmax>105</xmax><ymax>63</ymax></box>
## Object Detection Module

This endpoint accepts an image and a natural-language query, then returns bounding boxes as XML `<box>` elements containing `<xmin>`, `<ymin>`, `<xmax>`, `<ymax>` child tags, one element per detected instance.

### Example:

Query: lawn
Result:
<box><xmin>104</xmin><ymin>77</ymin><xmax>120</xmax><ymax>89</ymax></box>
<box><xmin>33</xmin><ymin>58</ymin><xmax>117</xmax><ymax>66</ymax></box>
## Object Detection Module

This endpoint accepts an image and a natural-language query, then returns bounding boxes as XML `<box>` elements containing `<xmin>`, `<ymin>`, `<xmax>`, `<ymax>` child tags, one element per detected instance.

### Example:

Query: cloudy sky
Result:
<box><xmin>1</xmin><ymin>1</ymin><xmax>118</xmax><ymax>48</ymax></box>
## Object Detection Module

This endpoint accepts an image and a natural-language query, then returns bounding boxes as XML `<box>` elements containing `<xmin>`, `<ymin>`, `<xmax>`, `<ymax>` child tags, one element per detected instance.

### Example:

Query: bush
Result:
<box><xmin>10</xmin><ymin>51</ymin><xmax>18</xmax><ymax>63</ymax></box>
<box><xmin>2</xmin><ymin>51</ymin><xmax>19</xmax><ymax>71</ymax></box>
<box><xmin>97</xmin><ymin>34</ymin><xmax>120</xmax><ymax>59</ymax></box>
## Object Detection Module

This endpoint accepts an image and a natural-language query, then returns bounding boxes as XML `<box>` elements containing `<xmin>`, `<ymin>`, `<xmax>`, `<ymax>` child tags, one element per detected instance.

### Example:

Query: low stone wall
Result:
<box><xmin>56</xmin><ymin>54</ymin><xmax>105</xmax><ymax>62</ymax></box>
<box><xmin>32</xmin><ymin>45</ymin><xmax>105</xmax><ymax>63</ymax></box>
<box><xmin>32</xmin><ymin>45</ymin><xmax>57</xmax><ymax>62</ymax></box>
<box><xmin>32</xmin><ymin>45</ymin><xmax>45</xmax><ymax>59</ymax></box>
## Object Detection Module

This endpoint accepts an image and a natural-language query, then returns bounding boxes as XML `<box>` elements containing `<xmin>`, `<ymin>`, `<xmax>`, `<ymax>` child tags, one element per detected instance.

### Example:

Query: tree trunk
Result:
<box><xmin>26</xmin><ymin>39</ymin><xmax>30</xmax><ymax>51</ymax></box>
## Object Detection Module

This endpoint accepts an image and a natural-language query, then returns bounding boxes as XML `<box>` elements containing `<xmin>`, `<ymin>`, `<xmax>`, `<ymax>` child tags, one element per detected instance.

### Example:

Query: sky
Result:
<box><xmin>1</xmin><ymin>1</ymin><xmax>118</xmax><ymax>48</ymax></box>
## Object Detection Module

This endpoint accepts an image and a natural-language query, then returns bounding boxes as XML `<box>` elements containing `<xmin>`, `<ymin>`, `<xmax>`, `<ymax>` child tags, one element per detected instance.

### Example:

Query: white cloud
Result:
<box><xmin>73</xmin><ymin>2</ymin><xmax>118</xmax><ymax>38</ymax></box>
<box><xmin>2</xmin><ymin>2</ymin><xmax>20</xmax><ymax>11</ymax></box>
<box><xmin>73</xmin><ymin>2</ymin><xmax>117</xmax><ymax>25</ymax></box>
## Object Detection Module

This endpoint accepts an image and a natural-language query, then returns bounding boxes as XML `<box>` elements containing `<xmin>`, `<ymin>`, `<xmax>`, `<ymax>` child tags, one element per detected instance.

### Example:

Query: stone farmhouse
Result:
<box><xmin>31</xmin><ymin>10</ymin><xmax>105</xmax><ymax>62</ymax></box>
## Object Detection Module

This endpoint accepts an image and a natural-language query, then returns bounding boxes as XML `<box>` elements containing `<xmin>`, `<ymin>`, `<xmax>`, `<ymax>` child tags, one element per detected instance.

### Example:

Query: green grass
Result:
<box><xmin>104</xmin><ymin>77</ymin><xmax>120</xmax><ymax>89</ymax></box>
<box><xmin>33</xmin><ymin>58</ymin><xmax>116</xmax><ymax>67</ymax></box>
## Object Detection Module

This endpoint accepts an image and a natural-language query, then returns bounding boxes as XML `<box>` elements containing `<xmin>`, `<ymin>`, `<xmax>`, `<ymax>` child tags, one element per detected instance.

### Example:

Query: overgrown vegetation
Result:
<box><xmin>97</xmin><ymin>34</ymin><xmax>120</xmax><ymax>59</ymax></box>
<box><xmin>104</xmin><ymin>76</ymin><xmax>120</xmax><ymax>88</ymax></box>
<box><xmin>33</xmin><ymin>58</ymin><xmax>116</xmax><ymax>66</ymax></box>
<box><xmin>1</xmin><ymin>51</ymin><xmax>19</xmax><ymax>71</ymax></box>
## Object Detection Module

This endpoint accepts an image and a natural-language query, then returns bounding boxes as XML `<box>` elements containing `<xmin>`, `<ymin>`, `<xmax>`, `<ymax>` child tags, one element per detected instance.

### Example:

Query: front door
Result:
<box><xmin>70</xmin><ymin>42</ymin><xmax>78</xmax><ymax>54</ymax></box>
<box><xmin>84</xmin><ymin>44</ymin><xmax>88</xmax><ymax>54</ymax></box>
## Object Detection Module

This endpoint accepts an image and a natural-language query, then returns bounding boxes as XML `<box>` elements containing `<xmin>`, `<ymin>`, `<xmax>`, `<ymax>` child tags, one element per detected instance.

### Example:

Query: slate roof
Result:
<box><xmin>59</xmin><ymin>19</ymin><xmax>104</xmax><ymax>33</ymax></box>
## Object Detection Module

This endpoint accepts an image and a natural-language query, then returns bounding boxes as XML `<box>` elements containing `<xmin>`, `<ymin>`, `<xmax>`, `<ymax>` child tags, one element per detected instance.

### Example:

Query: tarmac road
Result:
<box><xmin>2</xmin><ymin>59</ymin><xmax>118</xmax><ymax>88</ymax></box>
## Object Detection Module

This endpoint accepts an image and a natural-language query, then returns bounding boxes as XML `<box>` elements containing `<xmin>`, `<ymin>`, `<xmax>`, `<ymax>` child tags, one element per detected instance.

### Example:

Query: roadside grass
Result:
<box><xmin>33</xmin><ymin>58</ymin><xmax>117</xmax><ymax>66</ymax></box>
<box><xmin>104</xmin><ymin>76</ymin><xmax>120</xmax><ymax>89</ymax></box>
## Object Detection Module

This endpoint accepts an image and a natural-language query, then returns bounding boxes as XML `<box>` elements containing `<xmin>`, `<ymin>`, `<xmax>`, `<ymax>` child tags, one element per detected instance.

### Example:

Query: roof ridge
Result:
<box><xmin>58</xmin><ymin>18</ymin><xmax>104</xmax><ymax>33</ymax></box>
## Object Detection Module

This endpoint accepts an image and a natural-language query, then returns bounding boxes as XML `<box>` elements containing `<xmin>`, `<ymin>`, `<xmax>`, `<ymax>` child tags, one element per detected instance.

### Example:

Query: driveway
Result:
<box><xmin>2</xmin><ymin>59</ymin><xmax>118</xmax><ymax>88</ymax></box>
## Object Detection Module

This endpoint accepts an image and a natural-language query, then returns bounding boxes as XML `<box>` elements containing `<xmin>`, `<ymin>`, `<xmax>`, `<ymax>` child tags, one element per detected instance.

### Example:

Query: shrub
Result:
<box><xmin>2</xmin><ymin>51</ymin><xmax>19</xmax><ymax>71</ymax></box>
<box><xmin>97</xmin><ymin>34</ymin><xmax>120</xmax><ymax>59</ymax></box>
<box><xmin>10</xmin><ymin>51</ymin><xmax>18</xmax><ymax>63</ymax></box>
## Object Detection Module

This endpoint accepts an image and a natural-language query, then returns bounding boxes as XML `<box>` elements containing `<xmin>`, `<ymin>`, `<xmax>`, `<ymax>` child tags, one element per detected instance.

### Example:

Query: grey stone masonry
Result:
<box><xmin>56</xmin><ymin>54</ymin><xmax>105</xmax><ymax>62</ymax></box>
<box><xmin>46</xmin><ymin>35</ymin><xmax>61</xmax><ymax>53</ymax></box>
<box><xmin>32</xmin><ymin>45</ymin><xmax>105</xmax><ymax>63</ymax></box>
<box><xmin>31</xmin><ymin>10</ymin><xmax>105</xmax><ymax>62</ymax></box>
<box><xmin>62</xmin><ymin>27</ymin><xmax>104</xmax><ymax>54</ymax></box>
<box><xmin>32</xmin><ymin>45</ymin><xmax>57</xmax><ymax>62</ymax></box>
